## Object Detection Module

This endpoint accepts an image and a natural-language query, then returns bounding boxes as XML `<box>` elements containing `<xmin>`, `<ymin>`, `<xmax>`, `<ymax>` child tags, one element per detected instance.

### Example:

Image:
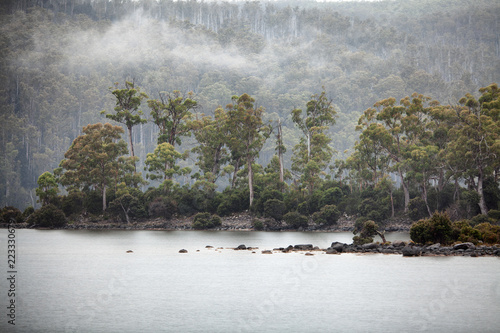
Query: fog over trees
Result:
<box><xmin>0</xmin><ymin>0</ymin><xmax>498</xmax><ymax>225</ymax></box>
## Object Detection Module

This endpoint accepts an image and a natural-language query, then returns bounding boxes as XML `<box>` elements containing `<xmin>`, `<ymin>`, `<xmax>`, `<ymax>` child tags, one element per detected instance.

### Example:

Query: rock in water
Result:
<box><xmin>179</xmin><ymin>249</ymin><xmax>188</xmax><ymax>253</ymax></box>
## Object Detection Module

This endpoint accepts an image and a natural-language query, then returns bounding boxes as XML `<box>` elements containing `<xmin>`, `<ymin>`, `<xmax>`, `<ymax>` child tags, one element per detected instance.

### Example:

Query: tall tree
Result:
<box><xmin>357</xmin><ymin>94</ymin><xmax>433</xmax><ymax>213</ymax></box>
<box><xmin>291</xmin><ymin>90</ymin><xmax>337</xmax><ymax>194</ymax></box>
<box><xmin>101</xmin><ymin>81</ymin><xmax>148</xmax><ymax>172</ymax></box>
<box><xmin>144</xmin><ymin>142</ymin><xmax>189</xmax><ymax>182</ymax></box>
<box><xmin>147</xmin><ymin>90</ymin><xmax>197</xmax><ymax>146</ymax></box>
<box><xmin>447</xmin><ymin>84</ymin><xmax>500</xmax><ymax>215</ymax></box>
<box><xmin>226</xmin><ymin>94</ymin><xmax>271</xmax><ymax>207</ymax></box>
<box><xmin>190</xmin><ymin>107</ymin><xmax>229</xmax><ymax>183</ymax></box>
<box><xmin>58</xmin><ymin>123</ymin><xmax>134</xmax><ymax>211</ymax></box>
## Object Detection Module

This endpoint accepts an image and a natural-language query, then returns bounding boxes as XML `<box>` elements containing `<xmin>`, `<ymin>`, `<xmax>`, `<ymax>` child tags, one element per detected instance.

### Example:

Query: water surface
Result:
<box><xmin>0</xmin><ymin>229</ymin><xmax>498</xmax><ymax>333</ymax></box>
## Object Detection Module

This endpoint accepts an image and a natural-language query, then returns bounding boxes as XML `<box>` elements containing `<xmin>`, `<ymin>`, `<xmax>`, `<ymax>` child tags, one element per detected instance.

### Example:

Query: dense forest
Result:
<box><xmin>0</xmin><ymin>0</ymin><xmax>499</xmax><ymax>231</ymax></box>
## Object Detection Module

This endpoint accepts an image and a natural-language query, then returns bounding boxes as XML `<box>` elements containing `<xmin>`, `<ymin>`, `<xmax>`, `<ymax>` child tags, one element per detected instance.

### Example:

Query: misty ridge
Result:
<box><xmin>1</xmin><ymin>0</ymin><xmax>499</xmax><ymax>209</ymax></box>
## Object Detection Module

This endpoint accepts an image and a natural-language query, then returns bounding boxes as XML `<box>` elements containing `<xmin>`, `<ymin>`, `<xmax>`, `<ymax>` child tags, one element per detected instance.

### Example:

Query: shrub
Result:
<box><xmin>410</xmin><ymin>212</ymin><xmax>453</xmax><ymax>244</ymax></box>
<box><xmin>252</xmin><ymin>219</ymin><xmax>264</xmax><ymax>231</ymax></box>
<box><xmin>283</xmin><ymin>211</ymin><xmax>308</xmax><ymax>229</ymax></box>
<box><xmin>263</xmin><ymin>199</ymin><xmax>286</xmax><ymax>221</ymax></box>
<box><xmin>192</xmin><ymin>212</ymin><xmax>222</xmax><ymax>230</ymax></box>
<box><xmin>470</xmin><ymin>214</ymin><xmax>491</xmax><ymax>227</ymax></box>
<box><xmin>0</xmin><ymin>206</ymin><xmax>23</xmax><ymax>224</ymax></box>
<box><xmin>474</xmin><ymin>223</ymin><xmax>500</xmax><ymax>244</ymax></box>
<box><xmin>148</xmin><ymin>197</ymin><xmax>177</xmax><ymax>219</ymax></box>
<box><xmin>22</xmin><ymin>206</ymin><xmax>35</xmax><ymax>221</ymax></box>
<box><xmin>410</xmin><ymin>219</ymin><xmax>432</xmax><ymax>244</ymax></box>
<box><xmin>409</xmin><ymin>197</ymin><xmax>428</xmax><ymax>221</ymax></box>
<box><xmin>60</xmin><ymin>191</ymin><xmax>84</xmax><ymax>217</ymax></box>
<box><xmin>312</xmin><ymin>205</ymin><xmax>340</xmax><ymax>226</ymax></box>
<box><xmin>27</xmin><ymin>204</ymin><xmax>67</xmax><ymax>228</ymax></box>
<box><xmin>109</xmin><ymin>194</ymin><xmax>147</xmax><ymax>222</ymax></box>
<box><xmin>487</xmin><ymin>210</ymin><xmax>500</xmax><ymax>221</ymax></box>
<box><xmin>320</xmin><ymin>187</ymin><xmax>343</xmax><ymax>207</ymax></box>
<box><xmin>353</xmin><ymin>235</ymin><xmax>373</xmax><ymax>245</ymax></box>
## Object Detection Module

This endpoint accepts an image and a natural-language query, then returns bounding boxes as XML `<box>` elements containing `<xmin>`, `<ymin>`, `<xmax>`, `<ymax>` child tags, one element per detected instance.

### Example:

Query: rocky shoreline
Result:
<box><xmin>204</xmin><ymin>241</ymin><xmax>500</xmax><ymax>257</ymax></box>
<box><xmin>0</xmin><ymin>213</ymin><xmax>414</xmax><ymax>232</ymax></box>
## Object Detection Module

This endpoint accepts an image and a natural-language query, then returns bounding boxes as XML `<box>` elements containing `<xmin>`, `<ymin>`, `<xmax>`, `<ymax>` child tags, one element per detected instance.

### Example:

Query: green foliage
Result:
<box><xmin>58</xmin><ymin>123</ymin><xmax>134</xmax><ymax>211</ymax></box>
<box><xmin>108</xmin><ymin>193</ymin><xmax>147</xmax><ymax>223</ymax></box>
<box><xmin>60</xmin><ymin>191</ymin><xmax>84</xmax><ymax>217</ymax></box>
<box><xmin>0</xmin><ymin>206</ymin><xmax>23</xmax><ymax>224</ymax></box>
<box><xmin>409</xmin><ymin>197</ymin><xmax>428</xmax><ymax>221</ymax></box>
<box><xmin>353</xmin><ymin>220</ymin><xmax>385</xmax><ymax>244</ymax></box>
<box><xmin>22</xmin><ymin>206</ymin><xmax>35</xmax><ymax>221</ymax></box>
<box><xmin>252</xmin><ymin>219</ymin><xmax>264</xmax><ymax>231</ymax></box>
<box><xmin>148</xmin><ymin>197</ymin><xmax>177</xmax><ymax>220</ymax></box>
<box><xmin>410</xmin><ymin>212</ymin><xmax>453</xmax><ymax>244</ymax></box>
<box><xmin>283</xmin><ymin>211</ymin><xmax>308</xmax><ymax>229</ymax></box>
<box><xmin>312</xmin><ymin>205</ymin><xmax>340</xmax><ymax>226</ymax></box>
<box><xmin>192</xmin><ymin>212</ymin><xmax>222</xmax><ymax>230</ymax></box>
<box><xmin>35</xmin><ymin>172</ymin><xmax>59</xmax><ymax>206</ymax></box>
<box><xmin>263</xmin><ymin>199</ymin><xmax>286</xmax><ymax>221</ymax></box>
<box><xmin>27</xmin><ymin>204</ymin><xmax>67</xmax><ymax>228</ymax></box>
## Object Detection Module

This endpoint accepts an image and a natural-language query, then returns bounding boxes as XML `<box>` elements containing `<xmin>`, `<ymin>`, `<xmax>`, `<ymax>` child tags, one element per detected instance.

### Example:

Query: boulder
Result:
<box><xmin>362</xmin><ymin>242</ymin><xmax>379</xmax><ymax>250</ymax></box>
<box><xmin>427</xmin><ymin>243</ymin><xmax>441</xmax><ymax>251</ymax></box>
<box><xmin>453</xmin><ymin>242</ymin><xmax>475</xmax><ymax>251</ymax></box>
<box><xmin>305</xmin><ymin>252</ymin><xmax>314</xmax><ymax>256</ymax></box>
<box><xmin>402</xmin><ymin>246</ymin><xmax>421</xmax><ymax>257</ymax></box>
<box><xmin>392</xmin><ymin>240</ymin><xmax>406</xmax><ymax>248</ymax></box>
<box><xmin>330</xmin><ymin>242</ymin><xmax>345</xmax><ymax>253</ymax></box>
<box><xmin>261</xmin><ymin>250</ymin><xmax>273</xmax><ymax>254</ymax></box>
<box><xmin>235</xmin><ymin>244</ymin><xmax>247</xmax><ymax>250</ymax></box>
<box><xmin>179</xmin><ymin>249</ymin><xmax>188</xmax><ymax>253</ymax></box>
<box><xmin>325</xmin><ymin>248</ymin><xmax>339</xmax><ymax>255</ymax></box>
<box><xmin>294</xmin><ymin>244</ymin><xmax>313</xmax><ymax>251</ymax></box>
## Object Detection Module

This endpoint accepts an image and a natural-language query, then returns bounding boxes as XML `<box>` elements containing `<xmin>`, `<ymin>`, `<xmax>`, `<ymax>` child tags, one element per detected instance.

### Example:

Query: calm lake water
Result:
<box><xmin>1</xmin><ymin>229</ymin><xmax>499</xmax><ymax>333</ymax></box>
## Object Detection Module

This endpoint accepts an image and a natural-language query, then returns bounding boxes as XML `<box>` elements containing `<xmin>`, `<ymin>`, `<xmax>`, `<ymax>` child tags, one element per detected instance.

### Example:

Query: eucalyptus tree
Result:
<box><xmin>356</xmin><ymin>94</ymin><xmax>435</xmax><ymax>214</ymax></box>
<box><xmin>147</xmin><ymin>90</ymin><xmax>197</xmax><ymax>146</ymax></box>
<box><xmin>58</xmin><ymin>123</ymin><xmax>135</xmax><ymax>211</ymax></box>
<box><xmin>101</xmin><ymin>81</ymin><xmax>148</xmax><ymax>172</ymax></box>
<box><xmin>225</xmin><ymin>94</ymin><xmax>271</xmax><ymax>207</ymax></box>
<box><xmin>447</xmin><ymin>84</ymin><xmax>500</xmax><ymax>215</ymax></box>
<box><xmin>190</xmin><ymin>107</ymin><xmax>229</xmax><ymax>183</ymax></box>
<box><xmin>291</xmin><ymin>90</ymin><xmax>337</xmax><ymax>195</ymax></box>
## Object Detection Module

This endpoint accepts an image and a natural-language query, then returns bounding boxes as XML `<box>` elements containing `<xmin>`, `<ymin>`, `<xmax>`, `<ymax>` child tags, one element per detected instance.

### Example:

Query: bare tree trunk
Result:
<box><xmin>248</xmin><ymin>156</ymin><xmax>254</xmax><ymax>208</ymax></box>
<box><xmin>127</xmin><ymin>125</ymin><xmax>136</xmax><ymax>172</ymax></box>
<box><xmin>231</xmin><ymin>157</ymin><xmax>240</xmax><ymax>188</ymax></box>
<box><xmin>102</xmin><ymin>185</ymin><xmax>107</xmax><ymax>211</ymax></box>
<box><xmin>477</xmin><ymin>165</ymin><xmax>488</xmax><ymax>215</ymax></box>
<box><xmin>399</xmin><ymin>167</ymin><xmax>410</xmax><ymax>213</ymax></box>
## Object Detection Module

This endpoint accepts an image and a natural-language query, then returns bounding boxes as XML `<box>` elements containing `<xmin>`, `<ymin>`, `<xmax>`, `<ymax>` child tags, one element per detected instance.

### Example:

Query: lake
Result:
<box><xmin>1</xmin><ymin>229</ymin><xmax>499</xmax><ymax>333</ymax></box>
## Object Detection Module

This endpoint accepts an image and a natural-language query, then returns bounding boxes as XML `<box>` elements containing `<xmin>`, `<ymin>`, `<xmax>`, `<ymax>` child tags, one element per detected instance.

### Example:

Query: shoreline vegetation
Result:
<box><xmin>0</xmin><ymin>213</ymin><xmax>413</xmax><ymax>232</ymax></box>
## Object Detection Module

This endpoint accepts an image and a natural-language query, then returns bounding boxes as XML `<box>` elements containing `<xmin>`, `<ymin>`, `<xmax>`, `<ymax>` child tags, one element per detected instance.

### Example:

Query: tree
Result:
<box><xmin>225</xmin><ymin>94</ymin><xmax>271</xmax><ymax>207</ymax></box>
<box><xmin>353</xmin><ymin>220</ymin><xmax>386</xmax><ymax>244</ymax></box>
<box><xmin>447</xmin><ymin>84</ymin><xmax>500</xmax><ymax>215</ymax></box>
<box><xmin>356</xmin><ymin>94</ymin><xmax>435</xmax><ymax>213</ymax></box>
<box><xmin>147</xmin><ymin>90</ymin><xmax>197</xmax><ymax>146</ymax></box>
<box><xmin>35</xmin><ymin>171</ymin><xmax>58</xmax><ymax>206</ymax></box>
<box><xmin>291</xmin><ymin>90</ymin><xmax>337</xmax><ymax>194</ymax></box>
<box><xmin>190</xmin><ymin>108</ymin><xmax>229</xmax><ymax>183</ymax></box>
<box><xmin>144</xmin><ymin>142</ymin><xmax>189</xmax><ymax>182</ymax></box>
<box><xmin>101</xmin><ymin>81</ymin><xmax>148</xmax><ymax>172</ymax></box>
<box><xmin>58</xmin><ymin>123</ymin><xmax>134</xmax><ymax>211</ymax></box>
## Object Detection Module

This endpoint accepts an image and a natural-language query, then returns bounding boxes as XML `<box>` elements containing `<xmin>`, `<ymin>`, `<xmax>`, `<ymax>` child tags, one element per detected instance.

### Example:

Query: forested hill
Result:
<box><xmin>0</xmin><ymin>0</ymin><xmax>499</xmax><ymax>210</ymax></box>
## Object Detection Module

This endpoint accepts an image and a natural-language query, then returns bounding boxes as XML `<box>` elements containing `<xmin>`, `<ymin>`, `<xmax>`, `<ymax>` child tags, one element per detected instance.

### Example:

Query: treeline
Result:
<box><xmin>0</xmin><ymin>0</ymin><xmax>499</xmax><ymax>221</ymax></box>
<box><xmin>1</xmin><ymin>82</ymin><xmax>499</xmax><ymax>233</ymax></box>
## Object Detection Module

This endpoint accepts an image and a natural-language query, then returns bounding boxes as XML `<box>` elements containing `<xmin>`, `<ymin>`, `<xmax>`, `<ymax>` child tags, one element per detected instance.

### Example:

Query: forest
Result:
<box><xmin>0</xmin><ymin>0</ymin><xmax>499</xmax><ymax>232</ymax></box>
